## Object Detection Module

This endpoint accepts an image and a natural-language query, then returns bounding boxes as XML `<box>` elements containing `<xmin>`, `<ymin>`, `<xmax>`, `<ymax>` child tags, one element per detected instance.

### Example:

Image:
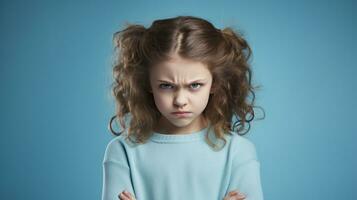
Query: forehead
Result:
<box><xmin>150</xmin><ymin>57</ymin><xmax>211</xmax><ymax>78</ymax></box>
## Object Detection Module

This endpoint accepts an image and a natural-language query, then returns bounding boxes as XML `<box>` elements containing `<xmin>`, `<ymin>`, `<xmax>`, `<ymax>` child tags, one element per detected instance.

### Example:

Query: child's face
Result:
<box><xmin>149</xmin><ymin>56</ymin><xmax>213</xmax><ymax>134</ymax></box>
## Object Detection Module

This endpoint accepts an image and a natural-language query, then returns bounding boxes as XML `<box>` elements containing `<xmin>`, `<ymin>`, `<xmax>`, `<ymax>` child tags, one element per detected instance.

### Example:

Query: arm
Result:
<box><xmin>102</xmin><ymin>160</ymin><xmax>135</xmax><ymax>200</ymax></box>
<box><xmin>226</xmin><ymin>140</ymin><xmax>264</xmax><ymax>200</ymax></box>
<box><xmin>101</xmin><ymin>138</ymin><xmax>135</xmax><ymax>200</ymax></box>
<box><xmin>228</xmin><ymin>160</ymin><xmax>263</xmax><ymax>200</ymax></box>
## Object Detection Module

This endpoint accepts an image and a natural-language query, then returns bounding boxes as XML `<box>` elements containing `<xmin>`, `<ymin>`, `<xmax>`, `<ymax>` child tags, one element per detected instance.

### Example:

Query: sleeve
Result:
<box><xmin>101</xmin><ymin>138</ymin><xmax>135</xmax><ymax>200</ymax></box>
<box><xmin>226</xmin><ymin>139</ymin><xmax>264</xmax><ymax>200</ymax></box>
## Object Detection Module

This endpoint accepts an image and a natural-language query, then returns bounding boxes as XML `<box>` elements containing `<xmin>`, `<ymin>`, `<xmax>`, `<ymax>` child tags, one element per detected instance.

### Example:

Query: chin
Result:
<box><xmin>171</xmin><ymin>121</ymin><xmax>193</xmax><ymax>128</ymax></box>
<box><xmin>166</xmin><ymin>117</ymin><xmax>194</xmax><ymax>127</ymax></box>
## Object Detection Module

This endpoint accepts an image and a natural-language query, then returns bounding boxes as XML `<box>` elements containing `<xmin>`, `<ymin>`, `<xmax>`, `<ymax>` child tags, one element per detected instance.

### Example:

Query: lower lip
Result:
<box><xmin>172</xmin><ymin>112</ymin><xmax>192</xmax><ymax>117</ymax></box>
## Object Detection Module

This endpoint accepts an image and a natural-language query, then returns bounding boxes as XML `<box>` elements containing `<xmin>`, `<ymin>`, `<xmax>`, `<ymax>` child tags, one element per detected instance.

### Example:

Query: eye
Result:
<box><xmin>159</xmin><ymin>83</ymin><xmax>174</xmax><ymax>89</ymax></box>
<box><xmin>190</xmin><ymin>83</ymin><xmax>203</xmax><ymax>90</ymax></box>
<box><xmin>158</xmin><ymin>83</ymin><xmax>204</xmax><ymax>90</ymax></box>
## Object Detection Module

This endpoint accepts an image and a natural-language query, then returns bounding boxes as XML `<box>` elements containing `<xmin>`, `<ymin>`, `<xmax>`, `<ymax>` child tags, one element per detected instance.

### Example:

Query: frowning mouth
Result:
<box><xmin>171</xmin><ymin>112</ymin><xmax>192</xmax><ymax>117</ymax></box>
<box><xmin>172</xmin><ymin>112</ymin><xmax>191</xmax><ymax>114</ymax></box>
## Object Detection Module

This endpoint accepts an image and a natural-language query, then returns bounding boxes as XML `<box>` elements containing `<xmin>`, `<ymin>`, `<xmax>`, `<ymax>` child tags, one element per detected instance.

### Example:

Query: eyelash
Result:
<box><xmin>159</xmin><ymin>83</ymin><xmax>204</xmax><ymax>90</ymax></box>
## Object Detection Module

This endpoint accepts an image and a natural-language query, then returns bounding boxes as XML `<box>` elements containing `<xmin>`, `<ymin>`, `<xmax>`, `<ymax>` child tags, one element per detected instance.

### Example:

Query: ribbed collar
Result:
<box><xmin>149</xmin><ymin>125</ymin><xmax>211</xmax><ymax>143</ymax></box>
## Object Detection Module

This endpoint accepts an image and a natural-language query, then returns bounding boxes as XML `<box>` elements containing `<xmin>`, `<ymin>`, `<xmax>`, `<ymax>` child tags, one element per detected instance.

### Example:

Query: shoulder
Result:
<box><xmin>228</xmin><ymin>131</ymin><xmax>259</xmax><ymax>166</ymax></box>
<box><xmin>102</xmin><ymin>133</ymin><xmax>130</xmax><ymax>164</ymax></box>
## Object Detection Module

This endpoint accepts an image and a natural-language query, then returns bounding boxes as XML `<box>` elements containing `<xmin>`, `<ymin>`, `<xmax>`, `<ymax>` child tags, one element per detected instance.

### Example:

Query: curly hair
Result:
<box><xmin>108</xmin><ymin>15</ymin><xmax>265</xmax><ymax>150</ymax></box>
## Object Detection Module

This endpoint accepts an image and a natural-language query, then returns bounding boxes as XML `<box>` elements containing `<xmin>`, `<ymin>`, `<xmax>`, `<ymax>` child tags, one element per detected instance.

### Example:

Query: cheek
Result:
<box><xmin>153</xmin><ymin>92</ymin><xmax>171</xmax><ymax>110</ymax></box>
<box><xmin>194</xmin><ymin>90</ymin><xmax>211</xmax><ymax>109</ymax></box>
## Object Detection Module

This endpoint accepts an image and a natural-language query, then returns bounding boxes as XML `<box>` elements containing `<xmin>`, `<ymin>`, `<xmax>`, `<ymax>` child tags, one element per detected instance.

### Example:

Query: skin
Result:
<box><xmin>118</xmin><ymin>56</ymin><xmax>246</xmax><ymax>199</ymax></box>
<box><xmin>148</xmin><ymin>55</ymin><xmax>214</xmax><ymax>134</ymax></box>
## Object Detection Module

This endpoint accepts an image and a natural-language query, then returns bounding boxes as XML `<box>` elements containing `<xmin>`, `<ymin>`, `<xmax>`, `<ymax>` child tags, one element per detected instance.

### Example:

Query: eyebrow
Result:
<box><xmin>157</xmin><ymin>79</ymin><xmax>206</xmax><ymax>84</ymax></box>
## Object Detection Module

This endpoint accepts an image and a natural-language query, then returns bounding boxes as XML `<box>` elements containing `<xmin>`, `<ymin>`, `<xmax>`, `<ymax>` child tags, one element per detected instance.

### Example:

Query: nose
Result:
<box><xmin>173</xmin><ymin>89</ymin><xmax>187</xmax><ymax>108</ymax></box>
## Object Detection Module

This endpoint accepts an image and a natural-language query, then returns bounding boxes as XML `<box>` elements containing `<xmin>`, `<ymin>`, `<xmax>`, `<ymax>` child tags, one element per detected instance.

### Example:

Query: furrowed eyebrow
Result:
<box><xmin>157</xmin><ymin>79</ymin><xmax>206</xmax><ymax>84</ymax></box>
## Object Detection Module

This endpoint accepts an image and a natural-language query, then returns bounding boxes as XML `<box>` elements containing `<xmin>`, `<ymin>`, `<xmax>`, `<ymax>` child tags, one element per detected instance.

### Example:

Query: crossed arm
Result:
<box><xmin>102</xmin><ymin>137</ymin><xmax>263</xmax><ymax>200</ymax></box>
<box><xmin>102</xmin><ymin>155</ymin><xmax>263</xmax><ymax>200</ymax></box>
<box><xmin>117</xmin><ymin>190</ymin><xmax>247</xmax><ymax>200</ymax></box>
<box><xmin>102</xmin><ymin>160</ymin><xmax>262</xmax><ymax>200</ymax></box>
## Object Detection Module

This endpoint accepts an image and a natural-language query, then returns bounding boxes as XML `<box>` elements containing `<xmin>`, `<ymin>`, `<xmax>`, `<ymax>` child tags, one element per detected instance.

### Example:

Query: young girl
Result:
<box><xmin>102</xmin><ymin>16</ymin><xmax>265</xmax><ymax>200</ymax></box>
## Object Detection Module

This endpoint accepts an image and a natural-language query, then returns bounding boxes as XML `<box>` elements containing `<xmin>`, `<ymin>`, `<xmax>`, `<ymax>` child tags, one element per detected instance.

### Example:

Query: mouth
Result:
<box><xmin>171</xmin><ymin>112</ymin><xmax>192</xmax><ymax>117</ymax></box>
<box><xmin>172</xmin><ymin>111</ymin><xmax>191</xmax><ymax>114</ymax></box>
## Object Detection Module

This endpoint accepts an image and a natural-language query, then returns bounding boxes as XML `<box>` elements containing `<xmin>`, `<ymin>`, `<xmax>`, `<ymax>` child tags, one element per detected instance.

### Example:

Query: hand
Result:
<box><xmin>223</xmin><ymin>189</ymin><xmax>246</xmax><ymax>200</ymax></box>
<box><xmin>118</xmin><ymin>189</ymin><xmax>245</xmax><ymax>200</ymax></box>
<box><xmin>118</xmin><ymin>190</ymin><xmax>136</xmax><ymax>200</ymax></box>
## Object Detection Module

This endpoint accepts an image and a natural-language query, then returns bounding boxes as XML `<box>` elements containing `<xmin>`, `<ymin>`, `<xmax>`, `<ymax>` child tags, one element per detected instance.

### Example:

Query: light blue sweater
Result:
<box><xmin>101</xmin><ymin>125</ymin><xmax>264</xmax><ymax>200</ymax></box>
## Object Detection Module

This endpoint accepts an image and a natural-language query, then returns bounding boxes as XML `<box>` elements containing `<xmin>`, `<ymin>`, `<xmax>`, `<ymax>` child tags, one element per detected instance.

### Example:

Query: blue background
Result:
<box><xmin>1</xmin><ymin>0</ymin><xmax>356</xmax><ymax>199</ymax></box>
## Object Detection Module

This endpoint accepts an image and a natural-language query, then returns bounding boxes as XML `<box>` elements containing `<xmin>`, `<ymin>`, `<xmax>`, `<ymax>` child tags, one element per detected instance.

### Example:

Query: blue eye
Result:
<box><xmin>190</xmin><ymin>83</ymin><xmax>203</xmax><ymax>89</ymax></box>
<box><xmin>158</xmin><ymin>83</ymin><xmax>204</xmax><ymax>90</ymax></box>
<box><xmin>159</xmin><ymin>83</ymin><xmax>174</xmax><ymax>89</ymax></box>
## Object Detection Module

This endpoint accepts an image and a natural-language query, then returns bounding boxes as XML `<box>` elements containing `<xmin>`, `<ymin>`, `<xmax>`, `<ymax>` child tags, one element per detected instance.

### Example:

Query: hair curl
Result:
<box><xmin>108</xmin><ymin>15</ymin><xmax>265</xmax><ymax>150</ymax></box>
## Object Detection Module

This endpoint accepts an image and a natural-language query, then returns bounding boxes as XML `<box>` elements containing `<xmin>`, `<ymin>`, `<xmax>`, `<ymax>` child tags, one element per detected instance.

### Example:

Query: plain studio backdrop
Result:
<box><xmin>0</xmin><ymin>0</ymin><xmax>356</xmax><ymax>199</ymax></box>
